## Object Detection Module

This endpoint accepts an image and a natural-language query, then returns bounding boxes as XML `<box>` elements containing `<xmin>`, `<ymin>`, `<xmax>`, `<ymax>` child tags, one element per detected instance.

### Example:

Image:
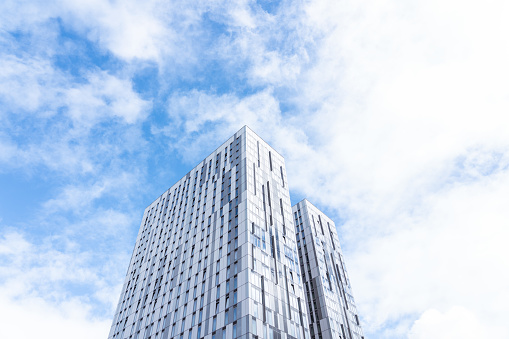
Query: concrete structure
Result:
<box><xmin>292</xmin><ymin>200</ymin><xmax>363</xmax><ymax>339</ymax></box>
<box><xmin>108</xmin><ymin>126</ymin><xmax>311</xmax><ymax>339</ymax></box>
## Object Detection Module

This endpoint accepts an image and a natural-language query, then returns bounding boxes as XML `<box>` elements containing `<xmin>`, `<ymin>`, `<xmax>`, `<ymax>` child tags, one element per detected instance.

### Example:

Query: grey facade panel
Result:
<box><xmin>292</xmin><ymin>200</ymin><xmax>364</xmax><ymax>339</ymax></box>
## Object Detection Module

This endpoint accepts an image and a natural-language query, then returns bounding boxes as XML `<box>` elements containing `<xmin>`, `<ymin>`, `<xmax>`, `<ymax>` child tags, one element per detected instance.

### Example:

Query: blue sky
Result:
<box><xmin>1</xmin><ymin>0</ymin><xmax>508</xmax><ymax>338</ymax></box>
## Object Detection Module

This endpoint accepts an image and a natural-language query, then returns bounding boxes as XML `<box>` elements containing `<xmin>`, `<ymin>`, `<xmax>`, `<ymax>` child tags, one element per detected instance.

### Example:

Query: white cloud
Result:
<box><xmin>0</xmin><ymin>53</ymin><xmax>150</xmax><ymax>176</ymax></box>
<box><xmin>0</xmin><ymin>0</ymin><xmax>171</xmax><ymax>62</ymax></box>
<box><xmin>66</xmin><ymin>71</ymin><xmax>151</xmax><ymax>125</ymax></box>
<box><xmin>0</xmin><ymin>54</ymin><xmax>150</xmax><ymax>125</ymax></box>
<box><xmin>0</xmin><ymin>231</ymin><xmax>115</xmax><ymax>339</ymax></box>
<box><xmin>0</xmin><ymin>55</ymin><xmax>59</xmax><ymax>113</ymax></box>
<box><xmin>162</xmin><ymin>89</ymin><xmax>284</xmax><ymax>161</ymax></box>
<box><xmin>348</xmin><ymin>166</ymin><xmax>509</xmax><ymax>332</ymax></box>
<box><xmin>0</xmin><ymin>232</ymin><xmax>31</xmax><ymax>256</ymax></box>
<box><xmin>42</xmin><ymin>181</ymin><xmax>109</xmax><ymax>213</ymax></box>
<box><xmin>211</xmin><ymin>2</ymin><xmax>310</xmax><ymax>87</ymax></box>
<box><xmin>0</xmin><ymin>293</ymin><xmax>110</xmax><ymax>339</ymax></box>
<box><xmin>78</xmin><ymin>0</ymin><xmax>169</xmax><ymax>61</ymax></box>
<box><xmin>409</xmin><ymin>307</ymin><xmax>501</xmax><ymax>339</ymax></box>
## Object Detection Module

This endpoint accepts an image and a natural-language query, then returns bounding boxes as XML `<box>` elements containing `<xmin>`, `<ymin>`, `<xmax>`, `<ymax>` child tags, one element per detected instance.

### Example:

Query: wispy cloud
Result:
<box><xmin>0</xmin><ymin>52</ymin><xmax>150</xmax><ymax>175</ymax></box>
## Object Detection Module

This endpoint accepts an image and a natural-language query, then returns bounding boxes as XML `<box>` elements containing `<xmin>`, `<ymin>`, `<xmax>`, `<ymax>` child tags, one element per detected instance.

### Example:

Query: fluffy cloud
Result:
<box><xmin>0</xmin><ymin>0</ymin><xmax>170</xmax><ymax>61</ymax></box>
<box><xmin>0</xmin><ymin>55</ymin><xmax>150</xmax><ymax>124</ymax></box>
<box><xmin>0</xmin><ymin>231</ymin><xmax>120</xmax><ymax>338</ymax></box>
<box><xmin>409</xmin><ymin>307</ymin><xmax>501</xmax><ymax>339</ymax></box>
<box><xmin>43</xmin><ymin>173</ymin><xmax>138</xmax><ymax>214</ymax></box>
<box><xmin>0</xmin><ymin>294</ymin><xmax>110</xmax><ymax>339</ymax></box>
<box><xmin>65</xmin><ymin>71</ymin><xmax>151</xmax><ymax>125</ymax></box>
<box><xmin>349</xmin><ymin>165</ymin><xmax>509</xmax><ymax>333</ymax></box>
<box><xmin>0</xmin><ymin>53</ymin><xmax>150</xmax><ymax>176</ymax></box>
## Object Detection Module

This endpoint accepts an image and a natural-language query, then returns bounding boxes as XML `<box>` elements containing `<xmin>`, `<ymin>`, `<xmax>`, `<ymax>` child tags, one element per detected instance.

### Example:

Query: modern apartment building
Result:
<box><xmin>292</xmin><ymin>200</ymin><xmax>363</xmax><ymax>339</ymax></box>
<box><xmin>108</xmin><ymin>126</ymin><xmax>311</xmax><ymax>339</ymax></box>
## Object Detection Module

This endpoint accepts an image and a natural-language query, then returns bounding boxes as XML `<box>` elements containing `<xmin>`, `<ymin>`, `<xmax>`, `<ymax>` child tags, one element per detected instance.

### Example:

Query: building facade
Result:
<box><xmin>108</xmin><ymin>126</ymin><xmax>311</xmax><ymax>339</ymax></box>
<box><xmin>292</xmin><ymin>200</ymin><xmax>363</xmax><ymax>339</ymax></box>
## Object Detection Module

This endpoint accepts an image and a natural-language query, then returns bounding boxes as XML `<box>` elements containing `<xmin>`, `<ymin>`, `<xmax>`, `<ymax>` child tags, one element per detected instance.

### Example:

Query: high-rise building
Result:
<box><xmin>292</xmin><ymin>200</ymin><xmax>363</xmax><ymax>339</ymax></box>
<box><xmin>108</xmin><ymin>126</ymin><xmax>312</xmax><ymax>339</ymax></box>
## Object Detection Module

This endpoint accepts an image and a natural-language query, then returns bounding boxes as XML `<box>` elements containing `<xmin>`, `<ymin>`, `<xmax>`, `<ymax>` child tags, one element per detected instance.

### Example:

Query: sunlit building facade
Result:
<box><xmin>108</xmin><ymin>126</ymin><xmax>311</xmax><ymax>339</ymax></box>
<box><xmin>292</xmin><ymin>200</ymin><xmax>363</xmax><ymax>339</ymax></box>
